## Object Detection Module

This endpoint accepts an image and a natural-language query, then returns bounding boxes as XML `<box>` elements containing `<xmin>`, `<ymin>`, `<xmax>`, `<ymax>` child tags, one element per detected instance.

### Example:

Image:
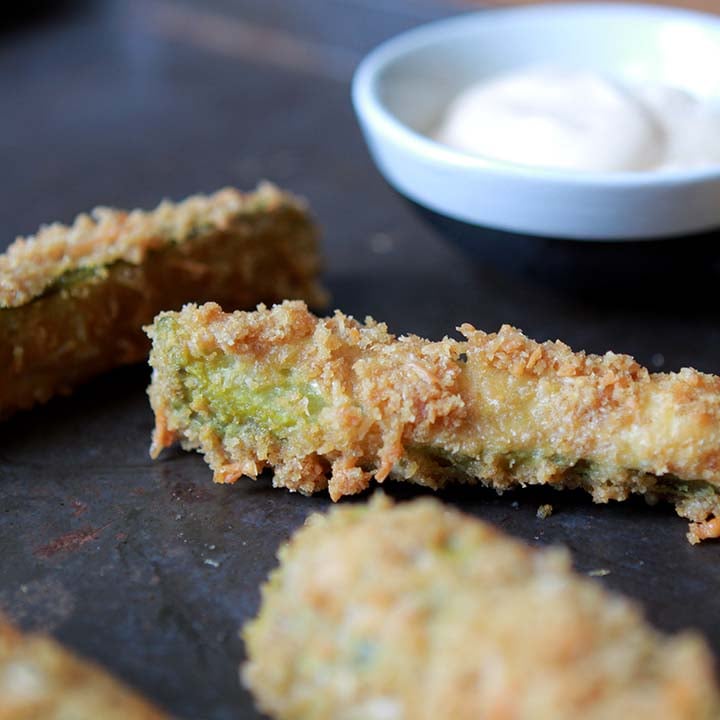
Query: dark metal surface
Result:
<box><xmin>1</xmin><ymin>1</ymin><xmax>719</xmax><ymax>718</ymax></box>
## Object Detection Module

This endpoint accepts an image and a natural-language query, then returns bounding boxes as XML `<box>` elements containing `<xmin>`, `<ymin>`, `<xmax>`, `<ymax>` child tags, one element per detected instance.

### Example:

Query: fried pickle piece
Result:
<box><xmin>0</xmin><ymin>616</ymin><xmax>168</xmax><ymax>719</ymax></box>
<box><xmin>146</xmin><ymin>301</ymin><xmax>720</xmax><ymax>543</ymax></box>
<box><xmin>0</xmin><ymin>184</ymin><xmax>325</xmax><ymax>419</ymax></box>
<box><xmin>242</xmin><ymin>495</ymin><xmax>720</xmax><ymax>720</ymax></box>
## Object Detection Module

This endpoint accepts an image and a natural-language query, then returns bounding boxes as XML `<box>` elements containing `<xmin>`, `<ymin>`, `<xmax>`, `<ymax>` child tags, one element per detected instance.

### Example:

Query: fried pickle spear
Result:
<box><xmin>242</xmin><ymin>496</ymin><xmax>720</xmax><ymax>720</ymax></box>
<box><xmin>146</xmin><ymin>301</ymin><xmax>720</xmax><ymax>543</ymax></box>
<box><xmin>0</xmin><ymin>184</ymin><xmax>325</xmax><ymax>419</ymax></box>
<box><xmin>0</xmin><ymin>615</ymin><xmax>168</xmax><ymax>719</ymax></box>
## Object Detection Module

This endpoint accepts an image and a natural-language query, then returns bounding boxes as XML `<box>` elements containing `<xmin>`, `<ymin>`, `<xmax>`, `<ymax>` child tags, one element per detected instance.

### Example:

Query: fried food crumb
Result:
<box><xmin>589</xmin><ymin>568</ymin><xmax>611</xmax><ymax>577</ymax></box>
<box><xmin>537</xmin><ymin>503</ymin><xmax>554</xmax><ymax>519</ymax></box>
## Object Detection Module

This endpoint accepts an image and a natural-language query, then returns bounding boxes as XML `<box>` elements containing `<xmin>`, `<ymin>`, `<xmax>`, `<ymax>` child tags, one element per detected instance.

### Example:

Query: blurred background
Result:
<box><xmin>2</xmin><ymin>0</ymin><xmax>717</xmax><ymax>240</ymax></box>
<box><xmin>488</xmin><ymin>0</ymin><xmax>716</xmax><ymax>7</ymax></box>
<box><xmin>3</xmin><ymin>0</ymin><xmax>718</xmax><ymax>328</ymax></box>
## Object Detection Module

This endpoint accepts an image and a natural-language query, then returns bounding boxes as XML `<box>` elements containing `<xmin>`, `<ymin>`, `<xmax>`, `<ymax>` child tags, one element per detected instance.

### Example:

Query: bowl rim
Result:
<box><xmin>351</xmin><ymin>2</ymin><xmax>720</xmax><ymax>189</ymax></box>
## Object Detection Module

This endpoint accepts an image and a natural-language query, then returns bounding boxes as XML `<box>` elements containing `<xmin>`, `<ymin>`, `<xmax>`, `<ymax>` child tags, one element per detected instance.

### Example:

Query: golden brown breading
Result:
<box><xmin>146</xmin><ymin>301</ymin><xmax>720</xmax><ymax>543</ymax></box>
<box><xmin>0</xmin><ymin>616</ymin><xmax>168</xmax><ymax>719</ymax></box>
<box><xmin>242</xmin><ymin>495</ymin><xmax>720</xmax><ymax>720</ymax></box>
<box><xmin>0</xmin><ymin>184</ymin><xmax>326</xmax><ymax>419</ymax></box>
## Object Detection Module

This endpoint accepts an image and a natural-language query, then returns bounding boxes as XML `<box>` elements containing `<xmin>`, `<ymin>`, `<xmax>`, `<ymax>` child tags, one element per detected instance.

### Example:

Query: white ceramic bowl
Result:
<box><xmin>352</xmin><ymin>3</ymin><xmax>720</xmax><ymax>240</ymax></box>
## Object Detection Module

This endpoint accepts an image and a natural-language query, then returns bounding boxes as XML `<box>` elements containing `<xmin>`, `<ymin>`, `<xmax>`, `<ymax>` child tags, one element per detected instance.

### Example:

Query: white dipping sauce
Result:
<box><xmin>434</xmin><ymin>67</ymin><xmax>720</xmax><ymax>173</ymax></box>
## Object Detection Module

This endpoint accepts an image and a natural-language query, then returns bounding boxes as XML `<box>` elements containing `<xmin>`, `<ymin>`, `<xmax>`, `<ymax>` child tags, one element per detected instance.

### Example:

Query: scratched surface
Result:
<box><xmin>1</xmin><ymin>1</ymin><xmax>720</xmax><ymax>718</ymax></box>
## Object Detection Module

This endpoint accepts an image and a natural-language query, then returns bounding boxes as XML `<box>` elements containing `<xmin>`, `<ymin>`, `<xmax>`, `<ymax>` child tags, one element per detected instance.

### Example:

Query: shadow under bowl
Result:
<box><xmin>408</xmin><ymin>199</ymin><xmax>720</xmax><ymax>303</ymax></box>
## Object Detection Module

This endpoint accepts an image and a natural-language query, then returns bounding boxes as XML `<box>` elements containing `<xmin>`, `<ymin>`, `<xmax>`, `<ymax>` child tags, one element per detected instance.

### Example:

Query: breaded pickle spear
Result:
<box><xmin>242</xmin><ymin>496</ymin><xmax>720</xmax><ymax>720</ymax></box>
<box><xmin>146</xmin><ymin>301</ymin><xmax>720</xmax><ymax>543</ymax></box>
<box><xmin>0</xmin><ymin>616</ymin><xmax>168</xmax><ymax>719</ymax></box>
<box><xmin>0</xmin><ymin>184</ymin><xmax>325</xmax><ymax>419</ymax></box>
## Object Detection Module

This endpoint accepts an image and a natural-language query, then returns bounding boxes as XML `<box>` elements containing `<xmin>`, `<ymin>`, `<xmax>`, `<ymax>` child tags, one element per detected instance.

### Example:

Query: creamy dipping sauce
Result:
<box><xmin>434</xmin><ymin>66</ymin><xmax>720</xmax><ymax>173</ymax></box>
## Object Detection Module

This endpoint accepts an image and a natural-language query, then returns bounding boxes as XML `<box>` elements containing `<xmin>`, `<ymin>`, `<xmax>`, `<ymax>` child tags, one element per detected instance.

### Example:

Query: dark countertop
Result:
<box><xmin>1</xmin><ymin>2</ymin><xmax>719</xmax><ymax>718</ymax></box>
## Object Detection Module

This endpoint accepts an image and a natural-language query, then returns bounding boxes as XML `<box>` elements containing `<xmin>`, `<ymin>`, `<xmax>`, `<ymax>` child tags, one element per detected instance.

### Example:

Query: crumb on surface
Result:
<box><xmin>536</xmin><ymin>503</ymin><xmax>554</xmax><ymax>519</ymax></box>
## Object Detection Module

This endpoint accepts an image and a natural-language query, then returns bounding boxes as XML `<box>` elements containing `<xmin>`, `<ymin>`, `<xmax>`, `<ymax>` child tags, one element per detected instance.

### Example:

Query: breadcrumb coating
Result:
<box><xmin>0</xmin><ymin>616</ymin><xmax>168</xmax><ymax>719</ymax></box>
<box><xmin>0</xmin><ymin>185</ymin><xmax>326</xmax><ymax>419</ymax></box>
<box><xmin>242</xmin><ymin>495</ymin><xmax>720</xmax><ymax>720</ymax></box>
<box><xmin>0</xmin><ymin>182</ymin><xmax>314</xmax><ymax>308</ymax></box>
<box><xmin>146</xmin><ymin>301</ymin><xmax>720</xmax><ymax>543</ymax></box>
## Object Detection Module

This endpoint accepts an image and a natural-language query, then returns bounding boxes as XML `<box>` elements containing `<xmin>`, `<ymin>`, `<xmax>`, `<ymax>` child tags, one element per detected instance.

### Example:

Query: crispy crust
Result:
<box><xmin>146</xmin><ymin>301</ymin><xmax>720</xmax><ymax>543</ymax></box>
<box><xmin>0</xmin><ymin>185</ymin><xmax>326</xmax><ymax>419</ymax></box>
<box><xmin>242</xmin><ymin>495</ymin><xmax>720</xmax><ymax>720</ymax></box>
<box><xmin>0</xmin><ymin>616</ymin><xmax>168</xmax><ymax>719</ymax></box>
<box><xmin>0</xmin><ymin>183</ymin><xmax>310</xmax><ymax>308</ymax></box>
